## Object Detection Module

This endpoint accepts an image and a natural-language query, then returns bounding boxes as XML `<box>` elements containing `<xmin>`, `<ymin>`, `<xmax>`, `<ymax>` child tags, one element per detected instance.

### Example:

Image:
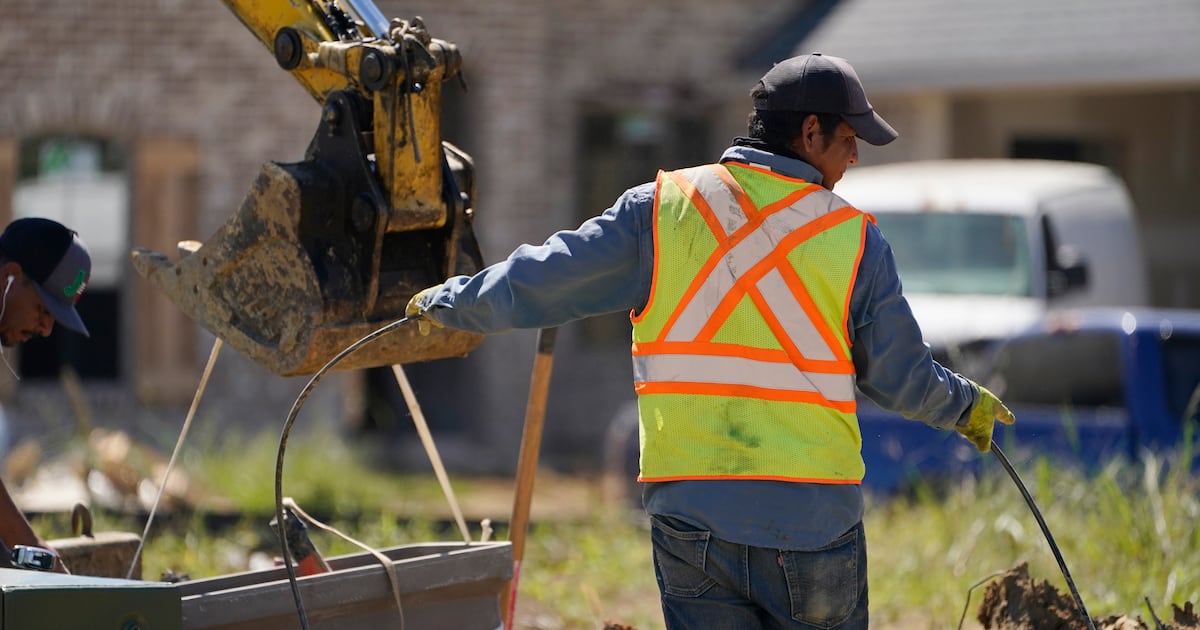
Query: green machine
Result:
<box><xmin>0</xmin><ymin>569</ymin><xmax>180</xmax><ymax>629</ymax></box>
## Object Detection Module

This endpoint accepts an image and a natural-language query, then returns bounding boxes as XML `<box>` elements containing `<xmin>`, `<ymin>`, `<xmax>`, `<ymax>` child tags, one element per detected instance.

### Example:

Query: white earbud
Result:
<box><xmin>0</xmin><ymin>273</ymin><xmax>17</xmax><ymax>381</ymax></box>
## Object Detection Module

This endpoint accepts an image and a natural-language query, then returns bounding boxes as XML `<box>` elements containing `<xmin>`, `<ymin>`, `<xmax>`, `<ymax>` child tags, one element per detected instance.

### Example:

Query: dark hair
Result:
<box><xmin>747</xmin><ymin>109</ymin><xmax>842</xmax><ymax>146</ymax></box>
<box><xmin>747</xmin><ymin>84</ymin><xmax>841</xmax><ymax>146</ymax></box>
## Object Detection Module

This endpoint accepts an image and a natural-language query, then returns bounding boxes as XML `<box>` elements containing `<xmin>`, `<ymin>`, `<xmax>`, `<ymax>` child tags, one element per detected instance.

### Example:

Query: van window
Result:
<box><xmin>874</xmin><ymin>213</ymin><xmax>1032</xmax><ymax>296</ymax></box>
<box><xmin>986</xmin><ymin>331</ymin><xmax>1123</xmax><ymax>407</ymax></box>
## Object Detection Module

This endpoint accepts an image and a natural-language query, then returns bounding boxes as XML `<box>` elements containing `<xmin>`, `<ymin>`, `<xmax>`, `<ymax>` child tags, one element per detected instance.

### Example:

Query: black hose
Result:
<box><xmin>276</xmin><ymin>316</ymin><xmax>416</xmax><ymax>630</ymax></box>
<box><xmin>990</xmin><ymin>441</ymin><xmax>1097</xmax><ymax>630</ymax></box>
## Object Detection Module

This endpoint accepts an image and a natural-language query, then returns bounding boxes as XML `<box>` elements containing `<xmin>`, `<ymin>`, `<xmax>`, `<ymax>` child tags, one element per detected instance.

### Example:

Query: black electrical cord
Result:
<box><xmin>275</xmin><ymin>316</ymin><xmax>416</xmax><ymax>630</ymax></box>
<box><xmin>991</xmin><ymin>441</ymin><xmax>1097</xmax><ymax>630</ymax></box>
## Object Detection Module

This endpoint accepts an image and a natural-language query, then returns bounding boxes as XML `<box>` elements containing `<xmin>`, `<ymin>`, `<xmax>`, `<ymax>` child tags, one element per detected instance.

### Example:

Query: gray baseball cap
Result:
<box><xmin>753</xmin><ymin>53</ymin><xmax>898</xmax><ymax>146</ymax></box>
<box><xmin>0</xmin><ymin>218</ymin><xmax>91</xmax><ymax>337</ymax></box>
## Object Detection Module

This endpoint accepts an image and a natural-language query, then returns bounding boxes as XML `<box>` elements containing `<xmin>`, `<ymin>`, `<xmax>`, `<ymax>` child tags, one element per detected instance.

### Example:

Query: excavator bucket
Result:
<box><xmin>131</xmin><ymin>134</ymin><xmax>486</xmax><ymax>378</ymax></box>
<box><xmin>132</xmin><ymin>7</ymin><xmax>490</xmax><ymax>376</ymax></box>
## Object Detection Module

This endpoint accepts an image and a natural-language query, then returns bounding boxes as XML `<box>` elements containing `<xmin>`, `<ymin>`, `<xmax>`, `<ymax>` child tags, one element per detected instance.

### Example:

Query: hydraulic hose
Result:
<box><xmin>275</xmin><ymin>316</ymin><xmax>416</xmax><ymax>630</ymax></box>
<box><xmin>991</xmin><ymin>441</ymin><xmax>1096</xmax><ymax>630</ymax></box>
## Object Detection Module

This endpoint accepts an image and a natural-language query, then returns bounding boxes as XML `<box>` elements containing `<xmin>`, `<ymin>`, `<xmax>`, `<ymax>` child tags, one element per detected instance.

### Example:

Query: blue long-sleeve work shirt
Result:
<box><xmin>421</xmin><ymin>144</ymin><xmax>978</xmax><ymax>549</ymax></box>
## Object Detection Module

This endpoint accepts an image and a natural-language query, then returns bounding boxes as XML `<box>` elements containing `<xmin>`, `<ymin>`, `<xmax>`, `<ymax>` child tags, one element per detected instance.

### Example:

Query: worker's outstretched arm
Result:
<box><xmin>408</xmin><ymin>184</ymin><xmax>654</xmax><ymax>334</ymax></box>
<box><xmin>850</xmin><ymin>225</ymin><xmax>977</xmax><ymax>427</ymax></box>
<box><xmin>849</xmin><ymin>224</ymin><xmax>1015</xmax><ymax>446</ymax></box>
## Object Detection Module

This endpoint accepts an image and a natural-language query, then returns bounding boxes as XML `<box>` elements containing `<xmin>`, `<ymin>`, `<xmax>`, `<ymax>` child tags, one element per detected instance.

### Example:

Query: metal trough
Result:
<box><xmin>178</xmin><ymin>541</ymin><xmax>511</xmax><ymax>630</ymax></box>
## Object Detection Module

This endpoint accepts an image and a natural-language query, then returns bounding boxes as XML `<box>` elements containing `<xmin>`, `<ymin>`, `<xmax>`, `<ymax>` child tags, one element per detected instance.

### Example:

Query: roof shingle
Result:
<box><xmin>770</xmin><ymin>0</ymin><xmax>1200</xmax><ymax>92</ymax></box>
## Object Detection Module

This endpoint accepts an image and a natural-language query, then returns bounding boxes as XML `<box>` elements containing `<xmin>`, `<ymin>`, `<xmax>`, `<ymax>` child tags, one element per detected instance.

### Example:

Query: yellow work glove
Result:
<box><xmin>956</xmin><ymin>383</ymin><xmax>1015</xmax><ymax>452</ymax></box>
<box><xmin>404</xmin><ymin>286</ymin><xmax>444</xmax><ymax>336</ymax></box>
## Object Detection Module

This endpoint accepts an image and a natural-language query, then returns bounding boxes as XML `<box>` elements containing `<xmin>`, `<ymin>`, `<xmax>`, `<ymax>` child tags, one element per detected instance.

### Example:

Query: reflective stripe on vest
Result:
<box><xmin>632</xmin><ymin>163</ymin><xmax>869</xmax><ymax>484</ymax></box>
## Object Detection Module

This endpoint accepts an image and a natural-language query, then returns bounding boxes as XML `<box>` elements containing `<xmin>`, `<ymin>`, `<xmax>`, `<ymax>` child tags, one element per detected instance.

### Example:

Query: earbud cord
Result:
<box><xmin>0</xmin><ymin>276</ymin><xmax>21</xmax><ymax>381</ymax></box>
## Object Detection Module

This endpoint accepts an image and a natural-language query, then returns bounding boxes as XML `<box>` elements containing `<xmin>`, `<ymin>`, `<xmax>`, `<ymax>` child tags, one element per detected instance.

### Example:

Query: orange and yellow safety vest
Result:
<box><xmin>632</xmin><ymin>162</ymin><xmax>871</xmax><ymax>484</ymax></box>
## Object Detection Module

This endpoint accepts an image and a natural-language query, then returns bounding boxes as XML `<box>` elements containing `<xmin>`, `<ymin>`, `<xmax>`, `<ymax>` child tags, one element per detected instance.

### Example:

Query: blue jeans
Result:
<box><xmin>650</xmin><ymin>515</ymin><xmax>868</xmax><ymax>629</ymax></box>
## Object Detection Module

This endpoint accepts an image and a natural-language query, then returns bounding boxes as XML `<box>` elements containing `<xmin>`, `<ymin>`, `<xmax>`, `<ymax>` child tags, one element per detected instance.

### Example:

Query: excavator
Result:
<box><xmin>124</xmin><ymin>6</ymin><xmax>548</xmax><ymax>627</ymax></box>
<box><xmin>131</xmin><ymin>0</ymin><xmax>486</xmax><ymax>376</ymax></box>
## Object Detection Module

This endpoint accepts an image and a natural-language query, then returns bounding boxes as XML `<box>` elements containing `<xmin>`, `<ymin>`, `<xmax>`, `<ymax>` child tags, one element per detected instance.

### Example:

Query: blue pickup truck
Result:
<box><xmin>859</xmin><ymin>307</ymin><xmax>1200</xmax><ymax>493</ymax></box>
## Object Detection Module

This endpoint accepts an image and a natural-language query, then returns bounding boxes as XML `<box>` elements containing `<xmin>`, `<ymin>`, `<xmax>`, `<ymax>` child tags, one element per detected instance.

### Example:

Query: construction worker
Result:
<box><xmin>407</xmin><ymin>53</ymin><xmax>1014</xmax><ymax>628</ymax></box>
<box><xmin>0</xmin><ymin>217</ymin><xmax>92</xmax><ymax>573</ymax></box>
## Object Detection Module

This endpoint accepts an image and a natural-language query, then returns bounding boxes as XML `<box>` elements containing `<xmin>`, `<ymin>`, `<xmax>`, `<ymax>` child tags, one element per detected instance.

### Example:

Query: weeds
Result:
<box><xmin>28</xmin><ymin>430</ymin><xmax>1200</xmax><ymax>630</ymax></box>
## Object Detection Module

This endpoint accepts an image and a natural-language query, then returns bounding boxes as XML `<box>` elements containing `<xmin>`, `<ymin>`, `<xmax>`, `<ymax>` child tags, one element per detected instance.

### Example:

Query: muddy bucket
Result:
<box><xmin>131</xmin><ymin>139</ymin><xmax>486</xmax><ymax>377</ymax></box>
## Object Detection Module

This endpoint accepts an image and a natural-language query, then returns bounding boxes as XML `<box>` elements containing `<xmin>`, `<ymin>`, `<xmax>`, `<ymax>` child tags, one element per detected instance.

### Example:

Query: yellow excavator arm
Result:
<box><xmin>220</xmin><ymin>0</ymin><xmax>347</xmax><ymax>102</ymax></box>
<box><xmin>131</xmin><ymin>0</ymin><xmax>484</xmax><ymax>376</ymax></box>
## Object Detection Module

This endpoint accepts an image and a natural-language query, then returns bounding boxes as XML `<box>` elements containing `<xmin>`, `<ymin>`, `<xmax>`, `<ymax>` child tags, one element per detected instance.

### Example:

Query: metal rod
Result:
<box><xmin>128</xmin><ymin>338</ymin><xmax>223</xmax><ymax>579</ymax></box>
<box><xmin>990</xmin><ymin>441</ymin><xmax>1096</xmax><ymax>630</ymax></box>
<box><xmin>340</xmin><ymin>0</ymin><xmax>391</xmax><ymax>39</ymax></box>
<box><xmin>392</xmin><ymin>364</ymin><xmax>471</xmax><ymax>544</ymax></box>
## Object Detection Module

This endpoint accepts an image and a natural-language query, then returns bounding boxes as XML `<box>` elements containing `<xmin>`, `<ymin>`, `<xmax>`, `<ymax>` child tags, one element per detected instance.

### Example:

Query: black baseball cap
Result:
<box><xmin>753</xmin><ymin>53</ymin><xmax>898</xmax><ymax>146</ymax></box>
<box><xmin>0</xmin><ymin>218</ymin><xmax>91</xmax><ymax>337</ymax></box>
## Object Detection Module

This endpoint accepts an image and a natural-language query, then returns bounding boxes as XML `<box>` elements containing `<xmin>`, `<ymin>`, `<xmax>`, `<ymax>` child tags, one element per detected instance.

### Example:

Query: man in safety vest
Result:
<box><xmin>407</xmin><ymin>53</ymin><xmax>1014</xmax><ymax>629</ymax></box>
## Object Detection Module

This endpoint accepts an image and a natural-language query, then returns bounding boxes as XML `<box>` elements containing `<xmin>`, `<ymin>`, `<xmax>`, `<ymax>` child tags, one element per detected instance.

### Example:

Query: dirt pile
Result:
<box><xmin>979</xmin><ymin>563</ymin><xmax>1200</xmax><ymax>630</ymax></box>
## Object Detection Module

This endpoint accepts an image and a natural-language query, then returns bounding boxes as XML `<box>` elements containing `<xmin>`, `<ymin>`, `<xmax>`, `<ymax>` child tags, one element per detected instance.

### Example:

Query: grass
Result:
<box><xmin>866</xmin><ymin>452</ymin><xmax>1200</xmax><ymax>628</ymax></box>
<box><xmin>29</xmin><ymin>427</ymin><xmax>1200</xmax><ymax>630</ymax></box>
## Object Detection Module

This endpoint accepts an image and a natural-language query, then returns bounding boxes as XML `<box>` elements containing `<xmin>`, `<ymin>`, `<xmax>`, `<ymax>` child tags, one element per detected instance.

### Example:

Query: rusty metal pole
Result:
<box><xmin>502</xmin><ymin>327</ymin><xmax>557</xmax><ymax>630</ymax></box>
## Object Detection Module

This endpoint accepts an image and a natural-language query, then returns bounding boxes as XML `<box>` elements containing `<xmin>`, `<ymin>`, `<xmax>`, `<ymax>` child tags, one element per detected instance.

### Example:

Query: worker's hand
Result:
<box><xmin>405</xmin><ymin>286</ymin><xmax>444</xmax><ymax>336</ymax></box>
<box><xmin>956</xmin><ymin>383</ymin><xmax>1015</xmax><ymax>452</ymax></box>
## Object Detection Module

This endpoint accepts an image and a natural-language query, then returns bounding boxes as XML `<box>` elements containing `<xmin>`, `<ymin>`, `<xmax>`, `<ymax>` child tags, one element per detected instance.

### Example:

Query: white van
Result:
<box><xmin>834</xmin><ymin>159</ymin><xmax>1148</xmax><ymax>367</ymax></box>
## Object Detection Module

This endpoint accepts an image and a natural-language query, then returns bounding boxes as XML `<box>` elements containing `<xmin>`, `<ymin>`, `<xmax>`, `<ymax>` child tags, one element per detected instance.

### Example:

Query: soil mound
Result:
<box><xmin>979</xmin><ymin>563</ymin><xmax>1199</xmax><ymax>630</ymax></box>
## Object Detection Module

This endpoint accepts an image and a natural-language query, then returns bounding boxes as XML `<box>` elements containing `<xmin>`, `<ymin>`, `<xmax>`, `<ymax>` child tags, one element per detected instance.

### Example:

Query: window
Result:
<box><xmin>986</xmin><ymin>332</ymin><xmax>1123</xmax><ymax>407</ymax></box>
<box><xmin>1010</xmin><ymin>137</ymin><xmax>1123</xmax><ymax>173</ymax></box>
<box><xmin>873</xmin><ymin>213</ymin><xmax>1032</xmax><ymax>296</ymax></box>
<box><xmin>12</xmin><ymin>136</ymin><xmax>128</xmax><ymax>380</ymax></box>
<box><xmin>1161</xmin><ymin>333</ymin><xmax>1200</xmax><ymax>424</ymax></box>
<box><xmin>575</xmin><ymin>108</ymin><xmax>712</xmax><ymax>348</ymax></box>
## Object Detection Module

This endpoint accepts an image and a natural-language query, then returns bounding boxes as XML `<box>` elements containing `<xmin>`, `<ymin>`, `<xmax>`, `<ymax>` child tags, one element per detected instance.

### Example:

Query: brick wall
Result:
<box><xmin>1</xmin><ymin>0</ymin><xmax>791</xmax><ymax>473</ymax></box>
